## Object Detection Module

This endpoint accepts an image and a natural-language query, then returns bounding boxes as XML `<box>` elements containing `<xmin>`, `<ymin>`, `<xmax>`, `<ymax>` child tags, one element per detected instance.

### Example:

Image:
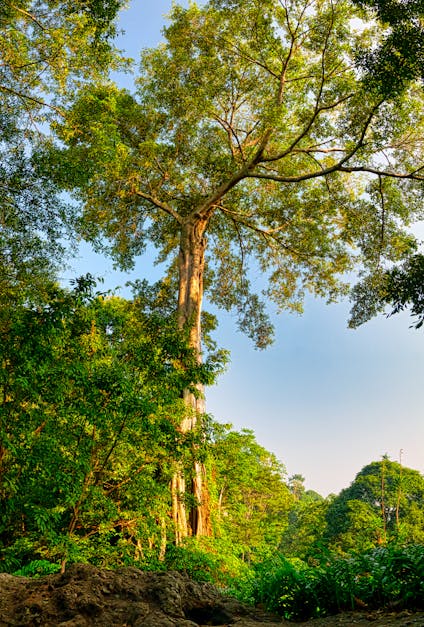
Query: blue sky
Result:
<box><xmin>66</xmin><ymin>0</ymin><xmax>424</xmax><ymax>496</ymax></box>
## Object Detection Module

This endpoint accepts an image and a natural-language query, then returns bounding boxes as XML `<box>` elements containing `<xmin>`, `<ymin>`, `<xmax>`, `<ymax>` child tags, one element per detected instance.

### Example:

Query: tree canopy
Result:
<box><xmin>349</xmin><ymin>252</ymin><xmax>424</xmax><ymax>328</ymax></box>
<box><xmin>383</xmin><ymin>254</ymin><xmax>424</xmax><ymax>328</ymax></box>
<box><xmin>54</xmin><ymin>0</ymin><xmax>424</xmax><ymax>344</ymax></box>
<box><xmin>0</xmin><ymin>0</ymin><xmax>124</xmax><ymax>113</ymax></box>
<box><xmin>0</xmin><ymin>278</ymin><xmax>223</xmax><ymax>570</ymax></box>
<box><xmin>210</xmin><ymin>426</ymin><xmax>292</xmax><ymax>560</ymax></box>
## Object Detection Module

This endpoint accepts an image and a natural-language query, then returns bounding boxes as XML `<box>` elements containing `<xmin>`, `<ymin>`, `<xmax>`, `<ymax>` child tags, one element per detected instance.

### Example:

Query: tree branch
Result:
<box><xmin>244</xmin><ymin>99</ymin><xmax>386</xmax><ymax>182</ymax></box>
<box><xmin>134</xmin><ymin>190</ymin><xmax>183</xmax><ymax>223</ymax></box>
<box><xmin>338</xmin><ymin>165</ymin><xmax>424</xmax><ymax>180</ymax></box>
<box><xmin>212</xmin><ymin>112</ymin><xmax>245</xmax><ymax>162</ymax></box>
<box><xmin>0</xmin><ymin>84</ymin><xmax>63</xmax><ymax>115</ymax></box>
<box><xmin>9</xmin><ymin>3</ymin><xmax>46</xmax><ymax>30</ymax></box>
<box><xmin>218</xmin><ymin>204</ymin><xmax>307</xmax><ymax>260</ymax></box>
<box><xmin>245</xmin><ymin>163</ymin><xmax>424</xmax><ymax>184</ymax></box>
<box><xmin>261</xmin><ymin>93</ymin><xmax>354</xmax><ymax>164</ymax></box>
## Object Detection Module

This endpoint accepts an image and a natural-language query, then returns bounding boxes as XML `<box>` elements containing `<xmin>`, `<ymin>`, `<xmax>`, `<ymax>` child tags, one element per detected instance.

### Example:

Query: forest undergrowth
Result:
<box><xmin>1</xmin><ymin>285</ymin><xmax>424</xmax><ymax>622</ymax></box>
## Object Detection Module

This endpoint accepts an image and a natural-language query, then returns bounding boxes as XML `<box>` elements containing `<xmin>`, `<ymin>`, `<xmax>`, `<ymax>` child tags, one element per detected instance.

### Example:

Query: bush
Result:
<box><xmin>241</xmin><ymin>545</ymin><xmax>424</xmax><ymax>620</ymax></box>
<box><xmin>13</xmin><ymin>560</ymin><xmax>61</xmax><ymax>577</ymax></box>
<box><xmin>162</xmin><ymin>538</ymin><xmax>251</xmax><ymax>586</ymax></box>
<box><xmin>242</xmin><ymin>555</ymin><xmax>319</xmax><ymax>621</ymax></box>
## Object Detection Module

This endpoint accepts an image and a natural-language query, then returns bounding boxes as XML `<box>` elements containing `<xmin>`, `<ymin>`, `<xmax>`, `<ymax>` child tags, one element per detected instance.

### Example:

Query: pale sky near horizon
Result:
<box><xmin>66</xmin><ymin>0</ymin><xmax>424</xmax><ymax>497</ymax></box>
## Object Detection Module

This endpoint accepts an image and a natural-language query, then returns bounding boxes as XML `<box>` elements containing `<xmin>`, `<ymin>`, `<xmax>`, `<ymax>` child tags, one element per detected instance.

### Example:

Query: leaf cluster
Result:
<box><xmin>385</xmin><ymin>254</ymin><xmax>424</xmax><ymax>328</ymax></box>
<box><xmin>353</xmin><ymin>0</ymin><xmax>424</xmax><ymax>96</ymax></box>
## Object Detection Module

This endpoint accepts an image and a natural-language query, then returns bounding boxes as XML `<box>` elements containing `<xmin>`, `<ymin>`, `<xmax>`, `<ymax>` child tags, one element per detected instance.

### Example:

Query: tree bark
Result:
<box><xmin>172</xmin><ymin>215</ymin><xmax>212</xmax><ymax>540</ymax></box>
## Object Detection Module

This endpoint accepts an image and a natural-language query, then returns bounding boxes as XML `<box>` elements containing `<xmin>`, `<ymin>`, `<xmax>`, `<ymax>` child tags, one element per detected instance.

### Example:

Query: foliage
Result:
<box><xmin>352</xmin><ymin>0</ymin><xmax>424</xmax><ymax>96</ymax></box>
<box><xmin>349</xmin><ymin>253</ymin><xmax>424</xmax><ymax>328</ymax></box>
<box><xmin>159</xmin><ymin>537</ymin><xmax>251</xmax><ymax>585</ymax></box>
<box><xmin>383</xmin><ymin>254</ymin><xmax>424</xmax><ymax>328</ymax></box>
<box><xmin>280</xmin><ymin>493</ymin><xmax>330</xmax><ymax>561</ymax></box>
<box><xmin>241</xmin><ymin>545</ymin><xmax>424</xmax><ymax>620</ymax></box>
<box><xmin>13</xmin><ymin>560</ymin><xmax>61</xmax><ymax>578</ymax></box>
<box><xmin>245</xmin><ymin>554</ymin><xmax>319</xmax><ymax>620</ymax></box>
<box><xmin>0</xmin><ymin>134</ymin><xmax>73</xmax><ymax>306</ymax></box>
<box><xmin>0</xmin><ymin>0</ymin><xmax>124</xmax><ymax>113</ymax></box>
<box><xmin>0</xmin><ymin>278</ymin><xmax>223</xmax><ymax>571</ymax></box>
<box><xmin>2</xmin><ymin>295</ymin><xmax>424</xmax><ymax>623</ymax></box>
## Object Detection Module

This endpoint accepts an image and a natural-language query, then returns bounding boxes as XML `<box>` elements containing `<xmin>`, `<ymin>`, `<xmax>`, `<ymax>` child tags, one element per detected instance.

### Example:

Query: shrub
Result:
<box><xmin>241</xmin><ymin>545</ymin><xmax>424</xmax><ymax>620</ymax></box>
<box><xmin>13</xmin><ymin>560</ymin><xmax>61</xmax><ymax>577</ymax></box>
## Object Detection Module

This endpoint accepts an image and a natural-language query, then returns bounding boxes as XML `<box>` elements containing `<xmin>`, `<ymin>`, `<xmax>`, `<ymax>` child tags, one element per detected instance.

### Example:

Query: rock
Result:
<box><xmin>0</xmin><ymin>565</ymin><xmax>285</xmax><ymax>626</ymax></box>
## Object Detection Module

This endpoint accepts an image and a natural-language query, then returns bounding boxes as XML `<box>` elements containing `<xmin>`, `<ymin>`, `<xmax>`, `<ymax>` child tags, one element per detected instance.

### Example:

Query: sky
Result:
<box><xmin>65</xmin><ymin>0</ymin><xmax>424</xmax><ymax>497</ymax></box>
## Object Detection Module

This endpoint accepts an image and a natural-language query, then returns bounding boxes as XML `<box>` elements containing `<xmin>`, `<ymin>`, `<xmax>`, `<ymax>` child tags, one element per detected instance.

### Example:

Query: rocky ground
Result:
<box><xmin>0</xmin><ymin>564</ymin><xmax>423</xmax><ymax>626</ymax></box>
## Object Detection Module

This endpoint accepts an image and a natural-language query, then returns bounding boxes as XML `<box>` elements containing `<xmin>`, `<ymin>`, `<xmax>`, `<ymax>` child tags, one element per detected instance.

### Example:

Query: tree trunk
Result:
<box><xmin>172</xmin><ymin>215</ymin><xmax>212</xmax><ymax>540</ymax></box>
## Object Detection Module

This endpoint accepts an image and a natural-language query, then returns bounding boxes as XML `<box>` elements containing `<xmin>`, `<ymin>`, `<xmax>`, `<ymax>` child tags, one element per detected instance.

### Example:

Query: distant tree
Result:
<box><xmin>325</xmin><ymin>459</ymin><xmax>424</xmax><ymax>553</ymax></box>
<box><xmin>209</xmin><ymin>426</ymin><xmax>292</xmax><ymax>561</ymax></box>
<box><xmin>288</xmin><ymin>474</ymin><xmax>306</xmax><ymax>501</ymax></box>
<box><xmin>281</xmin><ymin>484</ymin><xmax>329</xmax><ymax>561</ymax></box>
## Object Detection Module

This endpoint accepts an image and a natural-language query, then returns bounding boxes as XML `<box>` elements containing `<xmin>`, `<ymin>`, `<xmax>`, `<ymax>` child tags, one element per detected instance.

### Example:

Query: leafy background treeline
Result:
<box><xmin>1</xmin><ymin>0</ymin><xmax>424</xmax><ymax>620</ymax></box>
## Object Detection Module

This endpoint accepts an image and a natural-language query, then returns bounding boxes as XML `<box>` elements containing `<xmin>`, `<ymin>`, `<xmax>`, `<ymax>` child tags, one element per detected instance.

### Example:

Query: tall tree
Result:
<box><xmin>52</xmin><ymin>0</ymin><xmax>424</xmax><ymax>537</ymax></box>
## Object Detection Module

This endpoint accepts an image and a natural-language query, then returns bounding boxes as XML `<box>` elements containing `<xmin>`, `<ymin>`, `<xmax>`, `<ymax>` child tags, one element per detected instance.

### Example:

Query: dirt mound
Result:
<box><xmin>0</xmin><ymin>564</ymin><xmax>423</xmax><ymax>626</ymax></box>
<box><xmin>0</xmin><ymin>564</ymin><xmax>283</xmax><ymax>626</ymax></box>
